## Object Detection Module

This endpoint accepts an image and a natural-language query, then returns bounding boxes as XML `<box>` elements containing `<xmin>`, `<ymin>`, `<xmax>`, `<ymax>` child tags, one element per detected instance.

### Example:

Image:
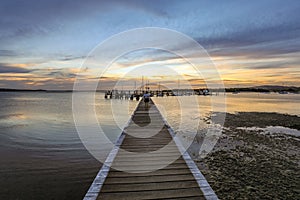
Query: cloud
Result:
<box><xmin>47</xmin><ymin>70</ymin><xmax>77</xmax><ymax>78</ymax></box>
<box><xmin>198</xmin><ymin>22</ymin><xmax>300</xmax><ymax>59</ymax></box>
<box><xmin>244</xmin><ymin>61</ymin><xmax>299</xmax><ymax>70</ymax></box>
<box><xmin>0</xmin><ymin>63</ymin><xmax>32</xmax><ymax>73</ymax></box>
<box><xmin>0</xmin><ymin>0</ymin><xmax>300</xmax><ymax>88</ymax></box>
<box><xmin>0</xmin><ymin>50</ymin><xmax>19</xmax><ymax>57</ymax></box>
<box><xmin>58</xmin><ymin>55</ymin><xmax>85</xmax><ymax>61</ymax></box>
<box><xmin>0</xmin><ymin>0</ymin><xmax>168</xmax><ymax>41</ymax></box>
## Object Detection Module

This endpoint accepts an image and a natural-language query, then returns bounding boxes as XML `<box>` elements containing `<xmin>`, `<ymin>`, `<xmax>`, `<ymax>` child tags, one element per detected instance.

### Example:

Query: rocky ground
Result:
<box><xmin>196</xmin><ymin>112</ymin><xmax>300</xmax><ymax>199</ymax></box>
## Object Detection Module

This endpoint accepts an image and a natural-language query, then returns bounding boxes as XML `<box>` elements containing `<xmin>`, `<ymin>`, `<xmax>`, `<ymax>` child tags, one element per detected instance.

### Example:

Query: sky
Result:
<box><xmin>0</xmin><ymin>0</ymin><xmax>299</xmax><ymax>90</ymax></box>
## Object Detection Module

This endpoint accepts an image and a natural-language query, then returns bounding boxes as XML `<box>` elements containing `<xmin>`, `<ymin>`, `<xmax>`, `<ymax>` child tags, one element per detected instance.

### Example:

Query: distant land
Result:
<box><xmin>0</xmin><ymin>88</ymin><xmax>103</xmax><ymax>93</ymax></box>
<box><xmin>224</xmin><ymin>85</ymin><xmax>300</xmax><ymax>93</ymax></box>
<box><xmin>0</xmin><ymin>85</ymin><xmax>299</xmax><ymax>93</ymax></box>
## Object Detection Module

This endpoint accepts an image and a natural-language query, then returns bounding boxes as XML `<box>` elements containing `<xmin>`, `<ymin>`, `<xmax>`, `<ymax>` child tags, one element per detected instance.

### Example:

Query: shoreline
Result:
<box><xmin>195</xmin><ymin>112</ymin><xmax>300</xmax><ymax>199</ymax></box>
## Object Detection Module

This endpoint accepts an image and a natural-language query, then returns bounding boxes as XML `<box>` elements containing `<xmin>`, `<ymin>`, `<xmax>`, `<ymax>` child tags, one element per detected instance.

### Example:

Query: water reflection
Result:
<box><xmin>0</xmin><ymin>92</ymin><xmax>299</xmax><ymax>199</ymax></box>
<box><xmin>0</xmin><ymin>92</ymin><xmax>137</xmax><ymax>200</ymax></box>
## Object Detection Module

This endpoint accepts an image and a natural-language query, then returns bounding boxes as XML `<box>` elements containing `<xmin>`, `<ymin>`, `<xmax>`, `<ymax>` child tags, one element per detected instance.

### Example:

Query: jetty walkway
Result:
<box><xmin>84</xmin><ymin>99</ymin><xmax>218</xmax><ymax>200</ymax></box>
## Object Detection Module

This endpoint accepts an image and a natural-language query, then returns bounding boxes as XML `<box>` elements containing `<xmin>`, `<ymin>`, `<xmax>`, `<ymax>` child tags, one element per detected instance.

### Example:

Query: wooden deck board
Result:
<box><xmin>98</xmin><ymin>188</ymin><xmax>204</xmax><ymax>200</ymax></box>
<box><xmin>84</xmin><ymin>99</ymin><xmax>217</xmax><ymax>200</ymax></box>
<box><xmin>108</xmin><ymin>168</ymin><xmax>192</xmax><ymax>177</ymax></box>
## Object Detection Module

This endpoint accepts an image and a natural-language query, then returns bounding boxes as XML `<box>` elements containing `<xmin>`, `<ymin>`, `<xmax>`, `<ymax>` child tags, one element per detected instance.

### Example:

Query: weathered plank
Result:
<box><xmin>84</xmin><ymin>99</ymin><xmax>218</xmax><ymax>200</ymax></box>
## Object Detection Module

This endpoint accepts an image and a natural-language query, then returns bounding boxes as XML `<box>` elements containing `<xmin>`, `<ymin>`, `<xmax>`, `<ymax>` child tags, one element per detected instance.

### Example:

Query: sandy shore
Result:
<box><xmin>196</xmin><ymin>112</ymin><xmax>300</xmax><ymax>199</ymax></box>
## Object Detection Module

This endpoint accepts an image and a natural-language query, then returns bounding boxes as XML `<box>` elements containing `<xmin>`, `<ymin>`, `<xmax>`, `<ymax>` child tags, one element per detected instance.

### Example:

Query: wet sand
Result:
<box><xmin>197</xmin><ymin>112</ymin><xmax>300</xmax><ymax>199</ymax></box>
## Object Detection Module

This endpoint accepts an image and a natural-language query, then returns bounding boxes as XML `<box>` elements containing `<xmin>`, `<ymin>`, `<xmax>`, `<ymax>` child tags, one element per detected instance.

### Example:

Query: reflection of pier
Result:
<box><xmin>84</xmin><ymin>99</ymin><xmax>218</xmax><ymax>200</ymax></box>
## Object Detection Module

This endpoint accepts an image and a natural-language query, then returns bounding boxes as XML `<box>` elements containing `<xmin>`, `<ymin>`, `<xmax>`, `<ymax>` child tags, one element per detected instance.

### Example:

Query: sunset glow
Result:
<box><xmin>0</xmin><ymin>0</ymin><xmax>299</xmax><ymax>89</ymax></box>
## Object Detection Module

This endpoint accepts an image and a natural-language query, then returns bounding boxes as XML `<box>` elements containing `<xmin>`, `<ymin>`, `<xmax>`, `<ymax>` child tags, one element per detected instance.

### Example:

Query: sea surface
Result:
<box><xmin>153</xmin><ymin>92</ymin><xmax>300</xmax><ymax>137</ymax></box>
<box><xmin>0</xmin><ymin>92</ymin><xmax>299</xmax><ymax>199</ymax></box>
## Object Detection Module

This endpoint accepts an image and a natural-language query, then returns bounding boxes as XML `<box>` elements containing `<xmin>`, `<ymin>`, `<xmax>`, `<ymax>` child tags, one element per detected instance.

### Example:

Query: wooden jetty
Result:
<box><xmin>84</xmin><ymin>99</ymin><xmax>218</xmax><ymax>200</ymax></box>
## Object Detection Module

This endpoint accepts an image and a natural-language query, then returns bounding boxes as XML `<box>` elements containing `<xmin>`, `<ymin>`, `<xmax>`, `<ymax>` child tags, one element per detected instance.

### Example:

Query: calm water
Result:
<box><xmin>0</xmin><ymin>92</ymin><xmax>299</xmax><ymax>199</ymax></box>
<box><xmin>153</xmin><ymin>92</ymin><xmax>300</xmax><ymax>135</ymax></box>
<box><xmin>0</xmin><ymin>92</ymin><xmax>137</xmax><ymax>200</ymax></box>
